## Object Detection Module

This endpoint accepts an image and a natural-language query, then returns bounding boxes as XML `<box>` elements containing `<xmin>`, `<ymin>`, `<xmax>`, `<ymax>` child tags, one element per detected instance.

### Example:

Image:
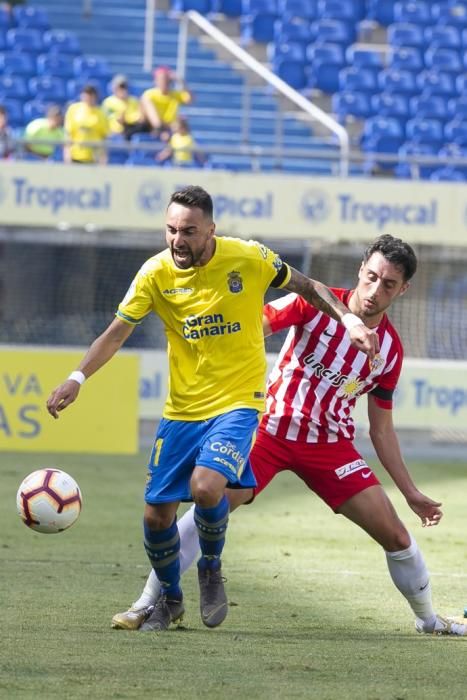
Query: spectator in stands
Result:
<box><xmin>64</xmin><ymin>84</ymin><xmax>109</xmax><ymax>165</ymax></box>
<box><xmin>102</xmin><ymin>74</ymin><xmax>142</xmax><ymax>141</ymax></box>
<box><xmin>139</xmin><ymin>66</ymin><xmax>192</xmax><ymax>140</ymax></box>
<box><xmin>156</xmin><ymin>116</ymin><xmax>205</xmax><ymax>168</ymax></box>
<box><xmin>24</xmin><ymin>105</ymin><xmax>64</xmax><ymax>159</ymax></box>
<box><xmin>0</xmin><ymin>106</ymin><xmax>14</xmax><ymax>159</ymax></box>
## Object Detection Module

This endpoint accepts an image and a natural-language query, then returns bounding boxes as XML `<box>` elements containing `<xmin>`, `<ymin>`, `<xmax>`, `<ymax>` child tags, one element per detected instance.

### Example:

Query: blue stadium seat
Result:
<box><xmin>43</xmin><ymin>30</ymin><xmax>81</xmax><ymax>56</ymax></box>
<box><xmin>425</xmin><ymin>25</ymin><xmax>462</xmax><ymax>49</ymax></box>
<box><xmin>388</xmin><ymin>46</ymin><xmax>424</xmax><ymax>71</ymax></box>
<box><xmin>395</xmin><ymin>142</ymin><xmax>439</xmax><ymax>180</ymax></box>
<box><xmin>0</xmin><ymin>75</ymin><xmax>29</xmax><ymax>100</ymax></box>
<box><xmin>424</xmin><ymin>47</ymin><xmax>463</xmax><ymax>72</ymax></box>
<box><xmin>387</xmin><ymin>23</ymin><xmax>425</xmax><ymax>49</ymax></box>
<box><xmin>406</xmin><ymin>117</ymin><xmax>444</xmax><ymax>146</ymax></box>
<box><xmin>444</xmin><ymin>119</ymin><xmax>467</xmax><ymax>145</ymax></box>
<box><xmin>3</xmin><ymin>98</ymin><xmax>24</xmax><ymax>127</ymax></box>
<box><xmin>171</xmin><ymin>0</ymin><xmax>214</xmax><ymax>10</ymax></box>
<box><xmin>378</xmin><ymin>68</ymin><xmax>418</xmax><ymax>95</ymax></box>
<box><xmin>310</xmin><ymin>18</ymin><xmax>356</xmax><ymax>45</ymax></box>
<box><xmin>6</xmin><ymin>27</ymin><xmax>44</xmax><ymax>54</ymax></box>
<box><xmin>37</xmin><ymin>54</ymin><xmax>75</xmax><ymax>80</ymax></box>
<box><xmin>243</xmin><ymin>0</ymin><xmax>278</xmax><ymax>10</ymax></box>
<box><xmin>306</xmin><ymin>42</ymin><xmax>346</xmax><ymax>93</ymax></box>
<box><xmin>0</xmin><ymin>52</ymin><xmax>36</xmax><ymax>77</ymax></box>
<box><xmin>106</xmin><ymin>134</ymin><xmax>130</xmax><ymax>165</ymax></box>
<box><xmin>73</xmin><ymin>56</ymin><xmax>111</xmax><ymax>80</ymax></box>
<box><xmin>394</xmin><ymin>1</ymin><xmax>432</xmax><ymax>25</ymax></box>
<box><xmin>66</xmin><ymin>78</ymin><xmax>109</xmax><ymax>101</ymax></box>
<box><xmin>430</xmin><ymin>166</ymin><xmax>465</xmax><ymax>181</ymax></box>
<box><xmin>332</xmin><ymin>91</ymin><xmax>373</xmax><ymax>121</ymax></box>
<box><xmin>274</xmin><ymin>58</ymin><xmax>307</xmax><ymax>89</ymax></box>
<box><xmin>448</xmin><ymin>95</ymin><xmax>467</xmax><ymax>120</ymax></box>
<box><xmin>270</xmin><ymin>41</ymin><xmax>306</xmax><ymax>63</ymax></box>
<box><xmin>438</xmin><ymin>142</ymin><xmax>467</xmax><ymax>175</ymax></box>
<box><xmin>371</xmin><ymin>92</ymin><xmax>410</xmax><ymax>121</ymax></box>
<box><xmin>416</xmin><ymin>71</ymin><xmax>456</xmax><ymax>98</ymax></box>
<box><xmin>346</xmin><ymin>47</ymin><xmax>384</xmax><ymax>68</ymax></box>
<box><xmin>278</xmin><ymin>0</ymin><xmax>318</xmax><ymax>19</ymax></box>
<box><xmin>432</xmin><ymin>3</ymin><xmax>467</xmax><ymax>27</ymax></box>
<box><xmin>318</xmin><ymin>0</ymin><xmax>364</xmax><ymax>21</ymax></box>
<box><xmin>23</xmin><ymin>99</ymin><xmax>49</xmax><ymax>121</ymax></box>
<box><xmin>367</xmin><ymin>0</ymin><xmax>395</xmax><ymax>26</ymax></box>
<box><xmin>456</xmin><ymin>73</ymin><xmax>467</xmax><ymax>94</ymax></box>
<box><xmin>29</xmin><ymin>76</ymin><xmax>67</xmax><ymax>103</ymax></box>
<box><xmin>338</xmin><ymin>66</ymin><xmax>378</xmax><ymax>93</ymax></box>
<box><xmin>218</xmin><ymin>0</ymin><xmax>243</xmax><ymax>16</ymax></box>
<box><xmin>13</xmin><ymin>6</ymin><xmax>50</xmax><ymax>30</ymax></box>
<box><xmin>361</xmin><ymin>116</ymin><xmax>405</xmax><ymax>171</ymax></box>
<box><xmin>274</xmin><ymin>18</ymin><xmax>313</xmax><ymax>44</ymax></box>
<box><xmin>241</xmin><ymin>12</ymin><xmax>278</xmax><ymax>42</ymax></box>
<box><xmin>0</xmin><ymin>9</ymin><xmax>11</xmax><ymax>30</ymax></box>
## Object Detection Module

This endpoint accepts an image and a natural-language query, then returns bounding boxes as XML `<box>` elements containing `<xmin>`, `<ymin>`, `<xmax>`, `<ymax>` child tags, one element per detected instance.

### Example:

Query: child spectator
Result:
<box><xmin>24</xmin><ymin>105</ymin><xmax>64</xmax><ymax>159</ymax></box>
<box><xmin>157</xmin><ymin>116</ymin><xmax>205</xmax><ymax>167</ymax></box>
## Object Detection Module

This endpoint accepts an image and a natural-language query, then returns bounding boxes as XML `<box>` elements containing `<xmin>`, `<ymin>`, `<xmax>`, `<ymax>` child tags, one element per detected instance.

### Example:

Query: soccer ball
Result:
<box><xmin>16</xmin><ymin>469</ymin><xmax>82</xmax><ymax>534</ymax></box>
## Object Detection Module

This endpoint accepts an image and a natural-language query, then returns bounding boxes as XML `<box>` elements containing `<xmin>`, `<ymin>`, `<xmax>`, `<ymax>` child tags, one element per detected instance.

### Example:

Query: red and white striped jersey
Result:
<box><xmin>262</xmin><ymin>289</ymin><xmax>403</xmax><ymax>444</ymax></box>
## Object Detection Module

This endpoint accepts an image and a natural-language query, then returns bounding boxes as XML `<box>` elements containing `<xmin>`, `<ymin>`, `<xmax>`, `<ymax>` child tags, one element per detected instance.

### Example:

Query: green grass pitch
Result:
<box><xmin>2</xmin><ymin>450</ymin><xmax>467</xmax><ymax>699</ymax></box>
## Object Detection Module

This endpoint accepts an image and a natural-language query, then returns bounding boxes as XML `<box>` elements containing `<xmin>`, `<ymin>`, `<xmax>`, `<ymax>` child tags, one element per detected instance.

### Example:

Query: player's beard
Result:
<box><xmin>170</xmin><ymin>242</ymin><xmax>196</xmax><ymax>269</ymax></box>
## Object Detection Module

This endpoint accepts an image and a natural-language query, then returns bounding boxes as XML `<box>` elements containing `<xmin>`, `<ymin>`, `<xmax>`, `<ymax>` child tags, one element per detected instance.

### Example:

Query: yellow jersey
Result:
<box><xmin>142</xmin><ymin>87</ymin><xmax>191</xmax><ymax>125</ymax></box>
<box><xmin>65</xmin><ymin>102</ymin><xmax>109</xmax><ymax>162</ymax></box>
<box><xmin>102</xmin><ymin>94</ymin><xmax>141</xmax><ymax>134</ymax></box>
<box><xmin>117</xmin><ymin>237</ymin><xmax>291</xmax><ymax>421</ymax></box>
<box><xmin>170</xmin><ymin>132</ymin><xmax>196</xmax><ymax>164</ymax></box>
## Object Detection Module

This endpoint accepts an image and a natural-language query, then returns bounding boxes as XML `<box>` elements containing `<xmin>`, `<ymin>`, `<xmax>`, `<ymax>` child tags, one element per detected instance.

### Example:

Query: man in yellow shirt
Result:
<box><xmin>64</xmin><ymin>84</ymin><xmax>109</xmax><ymax>164</ymax></box>
<box><xmin>46</xmin><ymin>186</ymin><xmax>378</xmax><ymax>633</ymax></box>
<box><xmin>102</xmin><ymin>74</ymin><xmax>142</xmax><ymax>140</ymax></box>
<box><xmin>140</xmin><ymin>66</ymin><xmax>192</xmax><ymax>140</ymax></box>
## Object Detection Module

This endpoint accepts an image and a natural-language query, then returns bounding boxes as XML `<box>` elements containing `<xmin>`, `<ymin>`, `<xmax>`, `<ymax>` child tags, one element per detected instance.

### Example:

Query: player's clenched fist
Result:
<box><xmin>46</xmin><ymin>380</ymin><xmax>81</xmax><ymax>419</ymax></box>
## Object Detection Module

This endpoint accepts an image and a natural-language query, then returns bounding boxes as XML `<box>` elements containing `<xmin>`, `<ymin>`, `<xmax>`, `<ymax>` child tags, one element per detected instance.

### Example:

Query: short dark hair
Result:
<box><xmin>169</xmin><ymin>185</ymin><xmax>213</xmax><ymax>220</ymax></box>
<box><xmin>81</xmin><ymin>84</ymin><xmax>98</xmax><ymax>98</ymax></box>
<box><xmin>363</xmin><ymin>234</ymin><xmax>417</xmax><ymax>281</ymax></box>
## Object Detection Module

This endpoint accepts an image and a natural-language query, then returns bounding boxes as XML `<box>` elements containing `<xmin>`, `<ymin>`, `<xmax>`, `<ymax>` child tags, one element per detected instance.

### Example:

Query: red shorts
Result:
<box><xmin>249</xmin><ymin>428</ymin><xmax>380</xmax><ymax>512</ymax></box>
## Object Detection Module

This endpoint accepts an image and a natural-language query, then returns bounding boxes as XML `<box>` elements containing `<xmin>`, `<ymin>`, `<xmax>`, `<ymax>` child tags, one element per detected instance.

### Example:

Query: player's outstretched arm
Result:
<box><xmin>46</xmin><ymin>318</ymin><xmax>134</xmax><ymax>419</ymax></box>
<box><xmin>284</xmin><ymin>267</ymin><xmax>380</xmax><ymax>359</ymax></box>
<box><xmin>367</xmin><ymin>395</ymin><xmax>443</xmax><ymax>527</ymax></box>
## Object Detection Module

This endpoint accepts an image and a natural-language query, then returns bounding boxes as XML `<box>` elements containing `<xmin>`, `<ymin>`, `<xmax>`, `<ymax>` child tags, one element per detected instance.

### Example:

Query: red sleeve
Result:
<box><xmin>370</xmin><ymin>334</ymin><xmax>403</xmax><ymax>409</ymax></box>
<box><xmin>264</xmin><ymin>293</ymin><xmax>318</xmax><ymax>332</ymax></box>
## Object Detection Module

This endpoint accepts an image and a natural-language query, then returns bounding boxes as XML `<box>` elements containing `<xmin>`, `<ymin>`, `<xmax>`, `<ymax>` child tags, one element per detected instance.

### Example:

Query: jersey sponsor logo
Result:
<box><xmin>335</xmin><ymin>459</ymin><xmax>367</xmax><ymax>480</ymax></box>
<box><xmin>182</xmin><ymin>313</ymin><xmax>241</xmax><ymax>340</ymax></box>
<box><xmin>211</xmin><ymin>440</ymin><xmax>245</xmax><ymax>476</ymax></box>
<box><xmin>361</xmin><ymin>470</ymin><xmax>373</xmax><ymax>479</ymax></box>
<box><xmin>163</xmin><ymin>287</ymin><xmax>193</xmax><ymax>295</ymax></box>
<box><xmin>227</xmin><ymin>271</ymin><xmax>243</xmax><ymax>293</ymax></box>
<box><xmin>9</xmin><ymin>176</ymin><xmax>111</xmax><ymax>215</ymax></box>
<box><xmin>302</xmin><ymin>352</ymin><xmax>366</xmax><ymax>398</ymax></box>
<box><xmin>340</xmin><ymin>377</ymin><xmax>365</xmax><ymax>399</ymax></box>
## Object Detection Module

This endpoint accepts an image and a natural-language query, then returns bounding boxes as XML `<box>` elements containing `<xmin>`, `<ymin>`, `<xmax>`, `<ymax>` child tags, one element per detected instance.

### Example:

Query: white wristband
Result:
<box><xmin>68</xmin><ymin>370</ymin><xmax>86</xmax><ymax>385</ymax></box>
<box><xmin>342</xmin><ymin>313</ymin><xmax>363</xmax><ymax>331</ymax></box>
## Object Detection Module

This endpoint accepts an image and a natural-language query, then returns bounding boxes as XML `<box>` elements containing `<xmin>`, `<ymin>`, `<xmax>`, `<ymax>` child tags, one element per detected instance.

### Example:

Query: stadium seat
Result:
<box><xmin>171</xmin><ymin>0</ymin><xmax>214</xmax><ymax>11</ymax></box>
<box><xmin>424</xmin><ymin>25</ymin><xmax>462</xmax><ymax>50</ymax></box>
<box><xmin>444</xmin><ymin>119</ymin><xmax>467</xmax><ymax>145</ymax></box>
<box><xmin>415</xmin><ymin>70</ymin><xmax>456</xmax><ymax>98</ymax></box>
<box><xmin>269</xmin><ymin>41</ymin><xmax>306</xmax><ymax>63</ymax></box>
<box><xmin>338</xmin><ymin>66</ymin><xmax>379</xmax><ymax>93</ymax></box>
<box><xmin>243</xmin><ymin>0</ymin><xmax>278</xmax><ymax>11</ymax></box>
<box><xmin>406</xmin><ymin>117</ymin><xmax>444</xmax><ymax>146</ymax></box>
<box><xmin>0</xmin><ymin>8</ymin><xmax>11</xmax><ymax>30</ymax></box>
<box><xmin>332</xmin><ymin>91</ymin><xmax>373</xmax><ymax>121</ymax></box>
<box><xmin>106</xmin><ymin>135</ymin><xmax>130</xmax><ymax>165</ymax></box>
<box><xmin>448</xmin><ymin>95</ymin><xmax>467</xmax><ymax>120</ymax></box>
<box><xmin>361</xmin><ymin>116</ymin><xmax>405</xmax><ymax>171</ymax></box>
<box><xmin>432</xmin><ymin>3</ymin><xmax>467</xmax><ymax>27</ymax></box>
<box><xmin>43</xmin><ymin>30</ymin><xmax>81</xmax><ymax>55</ymax></box>
<box><xmin>388</xmin><ymin>46</ymin><xmax>424</xmax><ymax>71</ymax></box>
<box><xmin>309</xmin><ymin>18</ymin><xmax>356</xmax><ymax>45</ymax></box>
<box><xmin>0</xmin><ymin>52</ymin><xmax>36</xmax><ymax>77</ymax></box>
<box><xmin>361</xmin><ymin>115</ymin><xmax>405</xmax><ymax>143</ymax></box>
<box><xmin>371</xmin><ymin>92</ymin><xmax>410</xmax><ymax>121</ymax></box>
<box><xmin>241</xmin><ymin>12</ymin><xmax>278</xmax><ymax>43</ymax></box>
<box><xmin>346</xmin><ymin>47</ymin><xmax>384</xmax><ymax>68</ymax></box>
<box><xmin>218</xmin><ymin>0</ymin><xmax>243</xmax><ymax>16</ymax></box>
<box><xmin>0</xmin><ymin>75</ymin><xmax>29</xmax><ymax>100</ymax></box>
<box><xmin>306</xmin><ymin>43</ymin><xmax>346</xmax><ymax>93</ymax></box>
<box><xmin>395</xmin><ymin>141</ymin><xmax>439</xmax><ymax>180</ymax></box>
<box><xmin>387</xmin><ymin>23</ymin><xmax>425</xmax><ymax>49</ymax></box>
<box><xmin>28</xmin><ymin>76</ymin><xmax>67</xmax><ymax>103</ymax></box>
<box><xmin>409</xmin><ymin>95</ymin><xmax>449</xmax><ymax>122</ymax></box>
<box><xmin>424</xmin><ymin>47</ymin><xmax>463</xmax><ymax>72</ymax></box>
<box><xmin>378</xmin><ymin>68</ymin><xmax>418</xmax><ymax>95</ymax></box>
<box><xmin>367</xmin><ymin>0</ymin><xmax>395</xmax><ymax>26</ymax></box>
<box><xmin>394</xmin><ymin>1</ymin><xmax>432</xmax><ymax>26</ymax></box>
<box><xmin>13</xmin><ymin>6</ymin><xmax>50</xmax><ymax>30</ymax></box>
<box><xmin>37</xmin><ymin>54</ymin><xmax>75</xmax><ymax>80</ymax></box>
<box><xmin>6</xmin><ymin>27</ymin><xmax>44</xmax><ymax>54</ymax></box>
<box><xmin>23</xmin><ymin>99</ymin><xmax>49</xmax><ymax>121</ymax></box>
<box><xmin>438</xmin><ymin>142</ymin><xmax>467</xmax><ymax>175</ymax></box>
<box><xmin>430</xmin><ymin>166</ymin><xmax>465</xmax><ymax>181</ymax></box>
<box><xmin>274</xmin><ymin>18</ymin><xmax>313</xmax><ymax>45</ymax></box>
<box><xmin>73</xmin><ymin>56</ymin><xmax>111</xmax><ymax>80</ymax></box>
<box><xmin>66</xmin><ymin>78</ymin><xmax>109</xmax><ymax>101</ymax></box>
<box><xmin>278</xmin><ymin>0</ymin><xmax>318</xmax><ymax>19</ymax></box>
<box><xmin>318</xmin><ymin>0</ymin><xmax>364</xmax><ymax>21</ymax></box>
<box><xmin>3</xmin><ymin>98</ymin><xmax>24</xmax><ymax>127</ymax></box>
<box><xmin>274</xmin><ymin>58</ymin><xmax>307</xmax><ymax>89</ymax></box>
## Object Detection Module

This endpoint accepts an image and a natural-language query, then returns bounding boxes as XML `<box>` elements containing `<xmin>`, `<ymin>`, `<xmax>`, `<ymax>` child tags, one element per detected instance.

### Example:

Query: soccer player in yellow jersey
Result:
<box><xmin>64</xmin><ymin>85</ymin><xmax>109</xmax><ymax>164</ymax></box>
<box><xmin>47</xmin><ymin>185</ymin><xmax>379</xmax><ymax>632</ymax></box>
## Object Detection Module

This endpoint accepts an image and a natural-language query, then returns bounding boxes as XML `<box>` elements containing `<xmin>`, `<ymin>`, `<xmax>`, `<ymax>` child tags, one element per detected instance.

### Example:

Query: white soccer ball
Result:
<box><xmin>16</xmin><ymin>469</ymin><xmax>82</xmax><ymax>534</ymax></box>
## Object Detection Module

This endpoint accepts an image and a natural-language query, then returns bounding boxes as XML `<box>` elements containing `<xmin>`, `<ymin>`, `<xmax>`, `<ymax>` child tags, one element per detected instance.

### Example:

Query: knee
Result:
<box><xmin>384</xmin><ymin>526</ymin><xmax>411</xmax><ymax>553</ymax></box>
<box><xmin>190</xmin><ymin>476</ymin><xmax>221</xmax><ymax>508</ymax></box>
<box><xmin>144</xmin><ymin>507</ymin><xmax>173</xmax><ymax>531</ymax></box>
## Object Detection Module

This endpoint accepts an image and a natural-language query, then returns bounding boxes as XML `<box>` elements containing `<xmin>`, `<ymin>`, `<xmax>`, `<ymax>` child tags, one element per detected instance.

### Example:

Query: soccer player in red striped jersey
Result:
<box><xmin>112</xmin><ymin>234</ymin><xmax>466</xmax><ymax>637</ymax></box>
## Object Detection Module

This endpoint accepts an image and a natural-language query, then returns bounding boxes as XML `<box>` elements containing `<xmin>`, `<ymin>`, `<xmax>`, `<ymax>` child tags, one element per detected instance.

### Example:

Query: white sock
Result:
<box><xmin>385</xmin><ymin>534</ymin><xmax>436</xmax><ymax>627</ymax></box>
<box><xmin>134</xmin><ymin>505</ymin><xmax>199</xmax><ymax>608</ymax></box>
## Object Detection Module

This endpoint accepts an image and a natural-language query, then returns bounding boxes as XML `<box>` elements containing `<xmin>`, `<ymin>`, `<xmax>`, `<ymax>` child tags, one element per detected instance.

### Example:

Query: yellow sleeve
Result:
<box><xmin>116</xmin><ymin>264</ymin><xmax>155</xmax><ymax>325</ymax></box>
<box><xmin>248</xmin><ymin>240</ymin><xmax>291</xmax><ymax>289</ymax></box>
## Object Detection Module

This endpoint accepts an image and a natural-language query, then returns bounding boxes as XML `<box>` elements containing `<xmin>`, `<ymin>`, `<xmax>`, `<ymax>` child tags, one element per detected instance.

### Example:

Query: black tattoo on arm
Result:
<box><xmin>284</xmin><ymin>267</ymin><xmax>349</xmax><ymax>322</ymax></box>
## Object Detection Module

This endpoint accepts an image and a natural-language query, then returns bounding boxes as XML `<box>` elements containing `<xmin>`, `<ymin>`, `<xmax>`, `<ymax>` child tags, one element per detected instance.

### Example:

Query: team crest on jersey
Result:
<box><xmin>228</xmin><ymin>271</ymin><xmax>243</xmax><ymax>293</ymax></box>
<box><xmin>369</xmin><ymin>354</ymin><xmax>384</xmax><ymax>372</ymax></box>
